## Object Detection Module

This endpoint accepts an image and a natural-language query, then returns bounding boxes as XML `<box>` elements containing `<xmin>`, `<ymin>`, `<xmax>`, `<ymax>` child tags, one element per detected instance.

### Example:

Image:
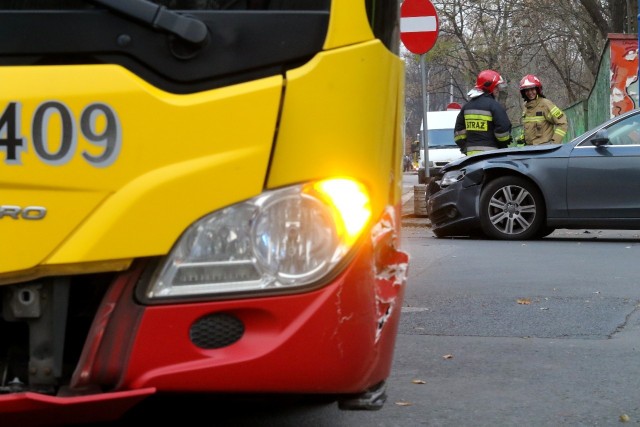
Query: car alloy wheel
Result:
<box><xmin>479</xmin><ymin>176</ymin><xmax>544</xmax><ymax>240</ymax></box>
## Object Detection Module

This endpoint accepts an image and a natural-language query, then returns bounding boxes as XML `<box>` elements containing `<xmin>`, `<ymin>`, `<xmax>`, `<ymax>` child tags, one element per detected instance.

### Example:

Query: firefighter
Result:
<box><xmin>517</xmin><ymin>74</ymin><xmax>568</xmax><ymax>145</ymax></box>
<box><xmin>454</xmin><ymin>70</ymin><xmax>513</xmax><ymax>156</ymax></box>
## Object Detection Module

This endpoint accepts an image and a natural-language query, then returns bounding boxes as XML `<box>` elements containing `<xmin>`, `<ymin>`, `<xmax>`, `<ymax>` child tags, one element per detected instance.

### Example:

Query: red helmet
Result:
<box><xmin>519</xmin><ymin>74</ymin><xmax>543</xmax><ymax>95</ymax></box>
<box><xmin>475</xmin><ymin>70</ymin><xmax>506</xmax><ymax>93</ymax></box>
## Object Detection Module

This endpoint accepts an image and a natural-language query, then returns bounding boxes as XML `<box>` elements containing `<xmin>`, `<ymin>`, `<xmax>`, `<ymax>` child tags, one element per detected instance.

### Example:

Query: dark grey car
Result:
<box><xmin>426</xmin><ymin>108</ymin><xmax>640</xmax><ymax>240</ymax></box>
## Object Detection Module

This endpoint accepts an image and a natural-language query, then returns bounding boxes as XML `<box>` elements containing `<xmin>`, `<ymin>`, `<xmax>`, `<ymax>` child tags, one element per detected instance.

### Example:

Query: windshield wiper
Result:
<box><xmin>91</xmin><ymin>0</ymin><xmax>208</xmax><ymax>44</ymax></box>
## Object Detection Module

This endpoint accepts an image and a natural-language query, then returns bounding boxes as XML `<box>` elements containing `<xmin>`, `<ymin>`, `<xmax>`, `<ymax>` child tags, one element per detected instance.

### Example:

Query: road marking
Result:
<box><xmin>402</xmin><ymin>307</ymin><xmax>430</xmax><ymax>312</ymax></box>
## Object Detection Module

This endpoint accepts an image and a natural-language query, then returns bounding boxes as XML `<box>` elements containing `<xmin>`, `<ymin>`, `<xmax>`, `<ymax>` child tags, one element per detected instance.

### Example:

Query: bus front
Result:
<box><xmin>0</xmin><ymin>1</ymin><xmax>408</xmax><ymax>424</ymax></box>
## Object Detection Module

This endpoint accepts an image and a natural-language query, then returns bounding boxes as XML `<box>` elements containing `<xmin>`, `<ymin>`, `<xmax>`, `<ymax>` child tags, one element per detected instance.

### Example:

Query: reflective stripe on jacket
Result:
<box><xmin>454</xmin><ymin>92</ymin><xmax>512</xmax><ymax>153</ymax></box>
<box><xmin>521</xmin><ymin>96</ymin><xmax>568</xmax><ymax>145</ymax></box>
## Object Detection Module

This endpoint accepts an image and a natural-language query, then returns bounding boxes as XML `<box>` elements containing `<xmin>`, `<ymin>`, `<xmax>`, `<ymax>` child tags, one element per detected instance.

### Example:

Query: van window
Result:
<box><xmin>428</xmin><ymin>129</ymin><xmax>456</xmax><ymax>147</ymax></box>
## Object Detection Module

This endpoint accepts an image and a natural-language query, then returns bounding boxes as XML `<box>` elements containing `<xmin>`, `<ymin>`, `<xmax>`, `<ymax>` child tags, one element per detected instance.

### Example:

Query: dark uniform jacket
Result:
<box><xmin>454</xmin><ymin>92</ymin><xmax>512</xmax><ymax>153</ymax></box>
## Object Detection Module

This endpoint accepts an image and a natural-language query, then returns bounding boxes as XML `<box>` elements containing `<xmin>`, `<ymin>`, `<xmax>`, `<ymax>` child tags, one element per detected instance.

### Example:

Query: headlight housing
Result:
<box><xmin>140</xmin><ymin>178</ymin><xmax>371</xmax><ymax>302</ymax></box>
<box><xmin>440</xmin><ymin>169</ymin><xmax>466</xmax><ymax>187</ymax></box>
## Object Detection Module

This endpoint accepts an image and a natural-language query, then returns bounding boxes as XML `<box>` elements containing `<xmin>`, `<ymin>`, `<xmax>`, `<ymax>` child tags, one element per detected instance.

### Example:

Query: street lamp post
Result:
<box><xmin>420</xmin><ymin>55</ymin><xmax>430</xmax><ymax>178</ymax></box>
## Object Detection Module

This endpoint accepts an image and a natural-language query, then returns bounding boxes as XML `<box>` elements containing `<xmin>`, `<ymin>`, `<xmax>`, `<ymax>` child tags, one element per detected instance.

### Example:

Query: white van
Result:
<box><xmin>418</xmin><ymin>110</ymin><xmax>464</xmax><ymax>184</ymax></box>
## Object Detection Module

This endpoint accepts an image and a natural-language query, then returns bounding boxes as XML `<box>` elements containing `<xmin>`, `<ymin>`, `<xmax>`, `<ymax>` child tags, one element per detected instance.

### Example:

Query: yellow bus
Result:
<box><xmin>0</xmin><ymin>1</ymin><xmax>408</xmax><ymax>424</ymax></box>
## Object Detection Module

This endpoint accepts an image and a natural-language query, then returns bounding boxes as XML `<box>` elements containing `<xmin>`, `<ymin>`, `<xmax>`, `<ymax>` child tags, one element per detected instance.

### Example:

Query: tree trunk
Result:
<box><xmin>627</xmin><ymin>0</ymin><xmax>638</xmax><ymax>33</ymax></box>
<box><xmin>579</xmin><ymin>0</ymin><xmax>611</xmax><ymax>37</ymax></box>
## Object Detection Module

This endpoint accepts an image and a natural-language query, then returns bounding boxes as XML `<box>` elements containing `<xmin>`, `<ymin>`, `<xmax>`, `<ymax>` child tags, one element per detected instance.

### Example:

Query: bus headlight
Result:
<box><xmin>140</xmin><ymin>178</ymin><xmax>371</xmax><ymax>302</ymax></box>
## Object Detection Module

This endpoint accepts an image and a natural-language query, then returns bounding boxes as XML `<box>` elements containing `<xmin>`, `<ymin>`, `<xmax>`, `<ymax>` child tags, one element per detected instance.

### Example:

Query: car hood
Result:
<box><xmin>441</xmin><ymin>144</ymin><xmax>563</xmax><ymax>173</ymax></box>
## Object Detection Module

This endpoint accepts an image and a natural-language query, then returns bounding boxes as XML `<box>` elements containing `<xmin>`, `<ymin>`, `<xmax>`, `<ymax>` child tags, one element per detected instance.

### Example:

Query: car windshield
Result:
<box><xmin>428</xmin><ymin>129</ymin><xmax>456</xmax><ymax>148</ymax></box>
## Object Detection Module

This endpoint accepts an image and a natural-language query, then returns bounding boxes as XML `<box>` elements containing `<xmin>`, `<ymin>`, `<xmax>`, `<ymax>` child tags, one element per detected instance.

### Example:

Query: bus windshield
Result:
<box><xmin>0</xmin><ymin>1</ymin><xmax>330</xmax><ymax>11</ymax></box>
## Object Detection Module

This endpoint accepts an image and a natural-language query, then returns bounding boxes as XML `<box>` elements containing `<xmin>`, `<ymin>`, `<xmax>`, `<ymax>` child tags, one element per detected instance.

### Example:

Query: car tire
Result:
<box><xmin>479</xmin><ymin>176</ymin><xmax>544</xmax><ymax>240</ymax></box>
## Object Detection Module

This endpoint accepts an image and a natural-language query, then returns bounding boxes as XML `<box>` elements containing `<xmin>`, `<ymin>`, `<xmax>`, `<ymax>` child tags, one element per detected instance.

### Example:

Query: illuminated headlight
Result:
<box><xmin>142</xmin><ymin>178</ymin><xmax>371</xmax><ymax>301</ymax></box>
<box><xmin>440</xmin><ymin>169</ymin><xmax>466</xmax><ymax>187</ymax></box>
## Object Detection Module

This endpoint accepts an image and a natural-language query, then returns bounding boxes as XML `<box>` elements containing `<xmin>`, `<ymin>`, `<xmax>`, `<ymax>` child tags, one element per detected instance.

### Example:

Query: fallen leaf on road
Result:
<box><xmin>517</xmin><ymin>298</ymin><xmax>531</xmax><ymax>305</ymax></box>
<box><xmin>442</xmin><ymin>354</ymin><xmax>453</xmax><ymax>359</ymax></box>
<box><xmin>395</xmin><ymin>401</ymin><xmax>413</xmax><ymax>406</ymax></box>
<box><xmin>411</xmin><ymin>379</ymin><xmax>426</xmax><ymax>384</ymax></box>
<box><xmin>620</xmin><ymin>414</ymin><xmax>630</xmax><ymax>422</ymax></box>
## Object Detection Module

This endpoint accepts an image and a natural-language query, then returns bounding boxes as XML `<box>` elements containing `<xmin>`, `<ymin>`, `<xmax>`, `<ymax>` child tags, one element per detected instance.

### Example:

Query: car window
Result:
<box><xmin>600</xmin><ymin>114</ymin><xmax>640</xmax><ymax>146</ymax></box>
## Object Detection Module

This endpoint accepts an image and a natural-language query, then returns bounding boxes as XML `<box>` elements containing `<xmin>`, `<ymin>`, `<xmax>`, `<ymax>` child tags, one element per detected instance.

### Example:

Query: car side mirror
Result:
<box><xmin>590</xmin><ymin>129</ymin><xmax>609</xmax><ymax>147</ymax></box>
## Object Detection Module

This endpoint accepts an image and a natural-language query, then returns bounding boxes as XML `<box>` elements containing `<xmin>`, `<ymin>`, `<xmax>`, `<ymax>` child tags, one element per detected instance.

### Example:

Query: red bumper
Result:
<box><xmin>0</xmin><ymin>208</ymin><xmax>408</xmax><ymax>425</ymax></box>
<box><xmin>125</xmin><ymin>208</ymin><xmax>408</xmax><ymax>394</ymax></box>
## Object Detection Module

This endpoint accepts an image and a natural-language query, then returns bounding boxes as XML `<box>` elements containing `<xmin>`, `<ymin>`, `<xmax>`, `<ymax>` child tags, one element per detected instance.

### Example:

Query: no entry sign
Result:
<box><xmin>400</xmin><ymin>0</ymin><xmax>439</xmax><ymax>55</ymax></box>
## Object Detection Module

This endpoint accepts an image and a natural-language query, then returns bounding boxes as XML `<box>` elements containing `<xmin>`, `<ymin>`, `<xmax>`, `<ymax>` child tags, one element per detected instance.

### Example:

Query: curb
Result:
<box><xmin>401</xmin><ymin>214</ymin><xmax>430</xmax><ymax>228</ymax></box>
<box><xmin>401</xmin><ymin>193</ymin><xmax>430</xmax><ymax>227</ymax></box>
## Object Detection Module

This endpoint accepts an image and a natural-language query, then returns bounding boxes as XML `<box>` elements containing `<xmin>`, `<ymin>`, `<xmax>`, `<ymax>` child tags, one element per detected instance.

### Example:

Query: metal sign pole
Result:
<box><xmin>420</xmin><ymin>54</ymin><xmax>429</xmax><ymax>178</ymax></box>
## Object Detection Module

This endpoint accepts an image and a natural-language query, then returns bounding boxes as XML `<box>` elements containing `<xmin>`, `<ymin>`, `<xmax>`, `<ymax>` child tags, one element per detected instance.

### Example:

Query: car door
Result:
<box><xmin>566</xmin><ymin>112</ymin><xmax>640</xmax><ymax>219</ymax></box>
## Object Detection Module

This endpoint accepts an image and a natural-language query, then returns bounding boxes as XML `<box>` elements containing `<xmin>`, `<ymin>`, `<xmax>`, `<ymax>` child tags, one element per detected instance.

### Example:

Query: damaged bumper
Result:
<box><xmin>0</xmin><ymin>207</ymin><xmax>408</xmax><ymax>425</ymax></box>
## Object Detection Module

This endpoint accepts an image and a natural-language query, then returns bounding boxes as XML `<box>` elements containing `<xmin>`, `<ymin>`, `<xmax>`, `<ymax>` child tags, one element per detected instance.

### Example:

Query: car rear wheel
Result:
<box><xmin>479</xmin><ymin>176</ymin><xmax>544</xmax><ymax>240</ymax></box>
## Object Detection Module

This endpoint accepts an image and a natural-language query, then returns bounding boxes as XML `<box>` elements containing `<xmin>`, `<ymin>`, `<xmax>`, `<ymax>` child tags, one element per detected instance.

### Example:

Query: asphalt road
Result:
<box><xmin>390</xmin><ymin>173</ymin><xmax>640</xmax><ymax>426</ymax></box>
<box><xmin>391</xmin><ymin>224</ymin><xmax>640</xmax><ymax>426</ymax></box>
